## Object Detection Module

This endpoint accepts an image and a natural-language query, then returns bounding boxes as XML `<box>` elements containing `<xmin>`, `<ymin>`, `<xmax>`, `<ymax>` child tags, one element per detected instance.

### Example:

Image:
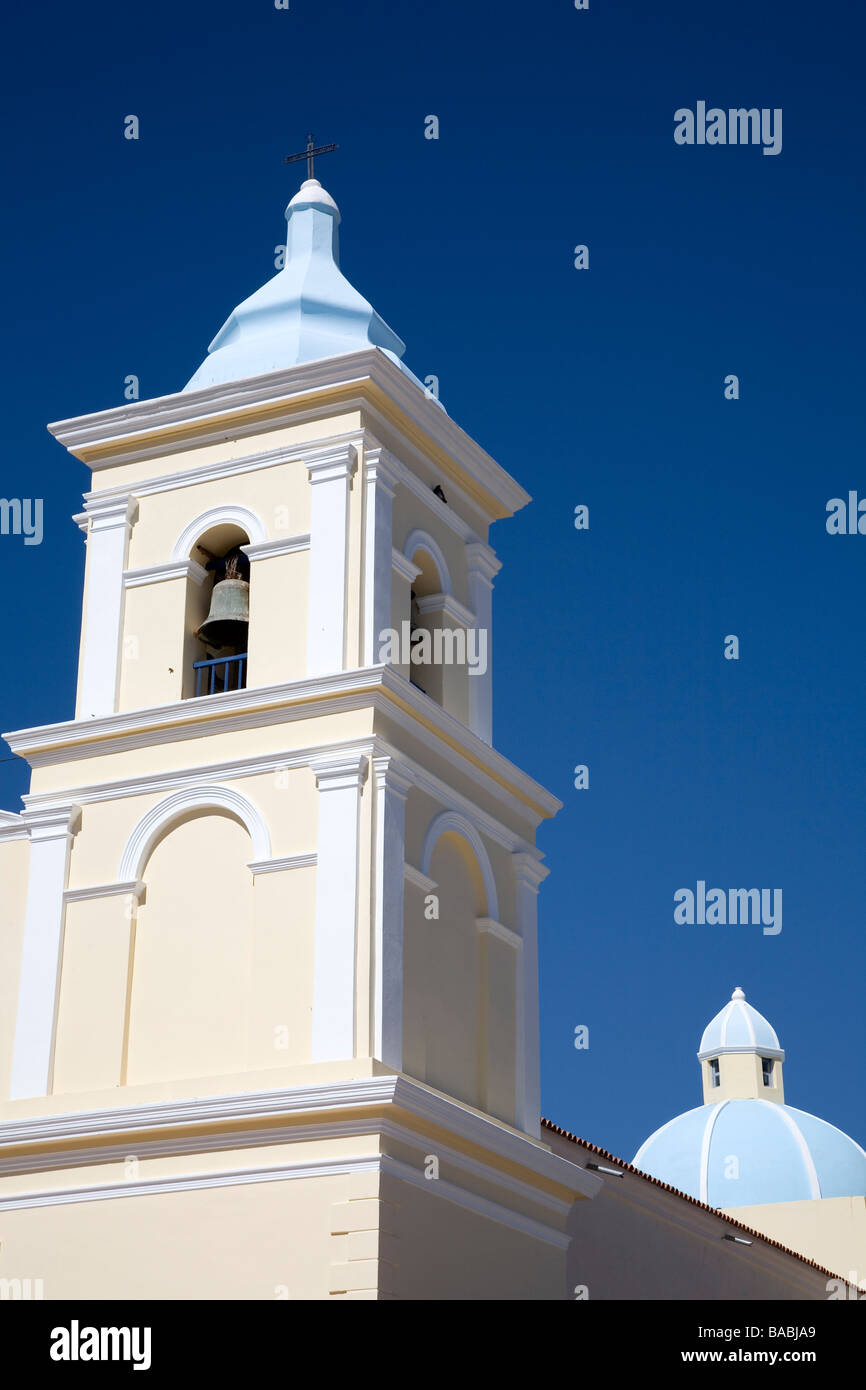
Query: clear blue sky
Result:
<box><xmin>1</xmin><ymin>0</ymin><xmax>863</xmax><ymax>1160</ymax></box>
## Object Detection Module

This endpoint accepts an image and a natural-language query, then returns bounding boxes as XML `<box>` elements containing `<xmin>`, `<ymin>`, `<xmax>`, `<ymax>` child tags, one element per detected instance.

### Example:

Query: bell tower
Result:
<box><xmin>0</xmin><ymin>177</ymin><xmax>598</xmax><ymax>1300</ymax></box>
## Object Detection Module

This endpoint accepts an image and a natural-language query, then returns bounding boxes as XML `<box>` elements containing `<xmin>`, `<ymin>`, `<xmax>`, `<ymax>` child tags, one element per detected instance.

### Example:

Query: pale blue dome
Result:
<box><xmin>185</xmin><ymin>178</ymin><xmax>439</xmax><ymax>401</ymax></box>
<box><xmin>633</xmin><ymin>1100</ymin><xmax>866</xmax><ymax>1208</ymax></box>
<box><xmin>698</xmin><ymin>986</ymin><xmax>783</xmax><ymax>1060</ymax></box>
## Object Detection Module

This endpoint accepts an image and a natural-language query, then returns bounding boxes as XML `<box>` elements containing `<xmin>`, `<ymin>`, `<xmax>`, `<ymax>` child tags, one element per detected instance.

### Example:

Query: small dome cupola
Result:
<box><xmin>632</xmin><ymin>987</ymin><xmax>866</xmax><ymax>1209</ymax></box>
<box><xmin>698</xmin><ymin>987</ymin><xmax>785</xmax><ymax>1103</ymax></box>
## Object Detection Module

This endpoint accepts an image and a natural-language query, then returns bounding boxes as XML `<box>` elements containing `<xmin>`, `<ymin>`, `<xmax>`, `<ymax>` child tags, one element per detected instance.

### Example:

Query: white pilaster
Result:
<box><xmin>10</xmin><ymin>804</ymin><xmax>82</xmax><ymax>1099</ymax></box>
<box><xmin>306</xmin><ymin>444</ymin><xmax>357</xmax><ymax>676</ymax></box>
<box><xmin>466</xmin><ymin>542</ymin><xmax>501</xmax><ymax>744</ymax></box>
<box><xmin>370</xmin><ymin>755</ymin><xmax>413</xmax><ymax>1068</ymax></box>
<box><xmin>310</xmin><ymin>751</ymin><xmax>367</xmax><ymax>1062</ymax></box>
<box><xmin>363</xmin><ymin>448</ymin><xmax>399</xmax><ymax>666</ymax></box>
<box><xmin>77</xmin><ymin>495</ymin><xmax>138</xmax><ymax>719</ymax></box>
<box><xmin>512</xmin><ymin>852</ymin><xmax>547</xmax><ymax>1137</ymax></box>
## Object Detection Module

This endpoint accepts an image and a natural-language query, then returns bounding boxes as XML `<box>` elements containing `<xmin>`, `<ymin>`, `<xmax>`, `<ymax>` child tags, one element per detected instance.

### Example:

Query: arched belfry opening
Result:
<box><xmin>408</xmin><ymin>545</ymin><xmax>445</xmax><ymax>705</ymax></box>
<box><xmin>183</xmin><ymin>522</ymin><xmax>251</xmax><ymax>697</ymax></box>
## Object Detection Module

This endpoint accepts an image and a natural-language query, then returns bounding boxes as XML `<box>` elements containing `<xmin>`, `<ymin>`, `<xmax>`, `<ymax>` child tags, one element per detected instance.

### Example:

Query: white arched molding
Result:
<box><xmin>403</xmin><ymin>528</ymin><xmax>453</xmax><ymax>596</ymax></box>
<box><xmin>171</xmin><ymin>505</ymin><xmax>267</xmax><ymax>561</ymax></box>
<box><xmin>420</xmin><ymin>809</ymin><xmax>499</xmax><ymax>922</ymax></box>
<box><xmin>118</xmin><ymin>785</ymin><xmax>271</xmax><ymax>882</ymax></box>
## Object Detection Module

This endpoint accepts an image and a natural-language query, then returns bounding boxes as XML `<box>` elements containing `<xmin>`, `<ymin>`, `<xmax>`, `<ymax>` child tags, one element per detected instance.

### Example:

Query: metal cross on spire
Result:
<box><xmin>284</xmin><ymin>133</ymin><xmax>339</xmax><ymax>180</ymax></box>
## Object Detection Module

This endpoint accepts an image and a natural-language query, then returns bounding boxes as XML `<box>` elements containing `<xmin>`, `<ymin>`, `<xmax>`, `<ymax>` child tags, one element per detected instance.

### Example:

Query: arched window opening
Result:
<box><xmin>408</xmin><ymin>547</ymin><xmax>445</xmax><ymax>705</ymax></box>
<box><xmin>182</xmin><ymin>523</ymin><xmax>251</xmax><ymax>698</ymax></box>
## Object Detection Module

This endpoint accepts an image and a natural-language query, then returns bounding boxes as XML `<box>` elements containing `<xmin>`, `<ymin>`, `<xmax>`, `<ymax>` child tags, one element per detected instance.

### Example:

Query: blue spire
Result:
<box><xmin>184</xmin><ymin>178</ymin><xmax>418</xmax><ymax>392</ymax></box>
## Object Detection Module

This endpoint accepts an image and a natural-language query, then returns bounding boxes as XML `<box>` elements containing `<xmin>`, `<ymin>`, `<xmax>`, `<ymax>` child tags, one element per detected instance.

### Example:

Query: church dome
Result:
<box><xmin>632</xmin><ymin>987</ymin><xmax>866</xmax><ymax>1208</ymax></box>
<box><xmin>633</xmin><ymin>1100</ymin><xmax>866</xmax><ymax>1208</ymax></box>
<box><xmin>698</xmin><ymin>985</ymin><xmax>784</xmax><ymax>1060</ymax></box>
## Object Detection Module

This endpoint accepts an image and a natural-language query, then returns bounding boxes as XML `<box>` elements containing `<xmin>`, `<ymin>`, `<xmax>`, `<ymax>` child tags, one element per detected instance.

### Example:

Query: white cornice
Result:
<box><xmin>123</xmin><ymin>559</ymin><xmax>207</xmax><ymax>589</ymax></box>
<box><xmin>391</xmin><ymin>548</ymin><xmax>422</xmax><ymax>583</ymax></box>
<box><xmin>83</xmin><ymin>494</ymin><xmax>138</xmax><ymax>531</ymax></box>
<box><xmin>248</xmin><ymin>853</ymin><xmax>316</xmax><ymax>875</ymax></box>
<box><xmin>403</xmin><ymin>864</ymin><xmax>438</xmax><ymax>894</ymax></box>
<box><xmin>0</xmin><ymin>806</ymin><xmax>26</xmax><ymax>834</ymax></box>
<box><xmin>4</xmin><ymin>667</ymin><xmax>560</xmax><ymax>821</ymax></box>
<box><xmin>476</xmin><ymin>917</ymin><xmax>522</xmax><ymax>950</ymax></box>
<box><xmin>85</xmin><ymin>434</ymin><xmax>358</xmax><ymax>507</ymax></box>
<box><xmin>18</xmin><ymin>729</ymin><xmax>544</xmax><ymax>862</ymax></box>
<box><xmin>415</xmin><ymin>592</ymin><xmax>478</xmax><ymax>629</ymax></box>
<box><xmin>47</xmin><ymin>350</ymin><xmax>530</xmax><ymax>519</ymax></box>
<box><xmin>0</xmin><ymin>1074</ymin><xmax>600</xmax><ymax>1200</ymax></box>
<box><xmin>241</xmin><ymin>535</ymin><xmax>310</xmax><ymax>561</ymax></box>
<box><xmin>63</xmin><ymin>880</ymin><xmax>144</xmax><ymax>904</ymax></box>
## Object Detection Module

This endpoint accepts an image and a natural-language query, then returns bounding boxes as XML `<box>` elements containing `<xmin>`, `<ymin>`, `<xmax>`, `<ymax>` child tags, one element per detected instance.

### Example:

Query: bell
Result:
<box><xmin>196</xmin><ymin>577</ymin><xmax>250</xmax><ymax>649</ymax></box>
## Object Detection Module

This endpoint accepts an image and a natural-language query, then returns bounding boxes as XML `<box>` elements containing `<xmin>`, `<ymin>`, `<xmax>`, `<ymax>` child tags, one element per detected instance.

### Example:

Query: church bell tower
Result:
<box><xmin>0</xmin><ymin>175</ymin><xmax>598</xmax><ymax>1299</ymax></box>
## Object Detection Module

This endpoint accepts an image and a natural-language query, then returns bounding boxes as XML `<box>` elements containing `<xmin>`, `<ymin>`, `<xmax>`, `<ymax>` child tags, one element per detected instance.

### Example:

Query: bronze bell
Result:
<box><xmin>196</xmin><ymin>577</ymin><xmax>250</xmax><ymax>650</ymax></box>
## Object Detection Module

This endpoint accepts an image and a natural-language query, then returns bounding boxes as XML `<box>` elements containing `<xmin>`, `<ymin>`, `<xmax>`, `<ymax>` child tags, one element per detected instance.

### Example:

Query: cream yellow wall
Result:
<box><xmin>125</xmin><ymin>814</ymin><xmax>256</xmax><ymax>1087</ymax></box>
<box><xmin>0</xmin><ymin>1166</ymin><xmax>363</xmax><ymax>1300</ymax></box>
<box><xmin>124</xmin><ymin>463</ymin><xmax>310</xmax><ymax>571</ymax></box>
<box><xmin>88</xmin><ymin>413</ymin><xmax>364</xmax><ymax>496</ymax></box>
<box><xmin>27</xmin><ymin>710</ymin><xmax>375</xmax><ymax>802</ymax></box>
<box><xmin>52</xmin><ymin>811</ymin><xmax>319</xmax><ymax>1096</ymax></box>
<box><xmin>0</xmin><ymin>1131</ymin><xmax>574</xmax><ymax>1299</ymax></box>
<box><xmin>0</xmin><ymin>839</ymin><xmax>29</xmax><ymax>1099</ymax></box>
<box><xmin>725</xmin><ymin>1195</ymin><xmax>866</xmax><ymax>1285</ymax></box>
<box><xmin>375</xmin><ymin>1167</ymin><xmax>565</xmax><ymax>1300</ymax></box>
<box><xmin>246</xmin><ymin>550</ymin><xmax>308</xmax><ymax>689</ymax></box>
<box><xmin>118</xmin><ymin>578</ymin><xmax>186</xmax><ymax>710</ymax></box>
<box><xmin>52</xmin><ymin>894</ymin><xmax>135</xmax><ymax>1095</ymax></box>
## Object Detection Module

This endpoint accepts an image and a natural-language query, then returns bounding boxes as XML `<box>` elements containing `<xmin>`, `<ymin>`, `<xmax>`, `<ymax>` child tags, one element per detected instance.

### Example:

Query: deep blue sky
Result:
<box><xmin>1</xmin><ymin>0</ymin><xmax>863</xmax><ymax>1161</ymax></box>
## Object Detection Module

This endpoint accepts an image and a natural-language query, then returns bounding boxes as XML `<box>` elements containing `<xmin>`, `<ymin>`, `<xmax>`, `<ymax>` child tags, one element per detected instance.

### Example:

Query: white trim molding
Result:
<box><xmin>118</xmin><ymin>784</ymin><xmax>271</xmax><ymax>881</ymax></box>
<box><xmin>123</xmin><ymin>559</ymin><xmax>207</xmax><ymax>589</ymax></box>
<box><xmin>309</xmin><ymin>751</ymin><xmax>367</xmax><ymax>1061</ymax></box>
<box><xmin>248</xmin><ymin>853</ymin><xmax>316</xmax><ymax>876</ymax></box>
<box><xmin>415</xmin><ymin>592</ymin><xmax>477</xmax><ymax>629</ymax></box>
<box><xmin>466</xmin><ymin>541</ymin><xmax>501</xmax><ymax>745</ymax></box>
<box><xmin>403</xmin><ymin>863</ymin><xmax>437</xmax><ymax>894</ymax></box>
<box><xmin>420</xmin><ymin>809</ymin><xmax>499</xmax><ymax>922</ymax></box>
<box><xmin>241</xmin><ymin>535</ymin><xmax>310</xmax><ymax>562</ymax></box>
<box><xmin>391</xmin><ymin>548</ymin><xmax>422</xmax><ymax>584</ymax></box>
<box><xmin>171</xmin><ymin>505</ymin><xmax>267</xmax><ymax>561</ymax></box>
<box><xmin>0</xmin><ymin>809</ymin><xmax>27</xmax><ymax>843</ymax></box>
<box><xmin>512</xmin><ymin>851</ymin><xmax>548</xmax><ymax>1138</ymax></box>
<box><xmin>0</xmin><ymin>1074</ymin><xmax>600</xmax><ymax>1203</ymax></box>
<box><xmin>77</xmin><ymin>495</ymin><xmax>138</xmax><ymax>720</ymax></box>
<box><xmin>63</xmin><ymin>879</ymin><xmax>145</xmax><ymax>904</ymax></box>
<box><xmin>370</xmin><ymin>755</ymin><xmax>413</xmax><ymax>1068</ymax></box>
<box><xmin>476</xmin><ymin>917</ymin><xmax>522</xmax><ymax>950</ymax></box>
<box><xmin>10</xmin><ymin>804</ymin><xmax>82</xmax><ymax>1100</ymax></box>
<box><xmin>362</xmin><ymin>447</ymin><xmax>400</xmax><ymax>667</ymax></box>
<box><xmin>47</xmin><ymin>352</ymin><xmax>531</xmax><ymax>521</ymax></box>
<box><xmin>306</xmin><ymin>442</ymin><xmax>358</xmax><ymax>677</ymax></box>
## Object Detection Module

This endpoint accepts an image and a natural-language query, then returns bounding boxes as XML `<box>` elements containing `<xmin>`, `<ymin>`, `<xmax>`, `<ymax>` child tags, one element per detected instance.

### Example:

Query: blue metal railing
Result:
<box><xmin>193</xmin><ymin>652</ymin><xmax>247</xmax><ymax>697</ymax></box>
